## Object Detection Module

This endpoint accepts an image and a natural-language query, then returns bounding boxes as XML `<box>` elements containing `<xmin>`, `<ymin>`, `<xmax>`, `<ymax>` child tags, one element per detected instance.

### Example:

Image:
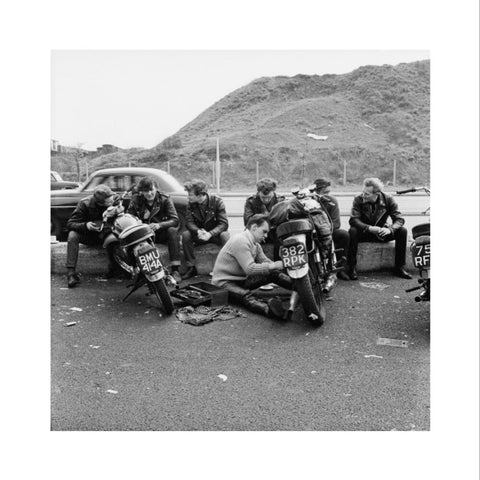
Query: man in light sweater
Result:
<box><xmin>212</xmin><ymin>214</ymin><xmax>293</xmax><ymax>319</ymax></box>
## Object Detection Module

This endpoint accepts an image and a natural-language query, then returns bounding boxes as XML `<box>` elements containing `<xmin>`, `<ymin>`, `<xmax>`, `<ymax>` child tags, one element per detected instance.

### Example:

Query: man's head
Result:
<box><xmin>256</xmin><ymin>178</ymin><xmax>277</xmax><ymax>204</ymax></box>
<box><xmin>246</xmin><ymin>214</ymin><xmax>270</xmax><ymax>243</ymax></box>
<box><xmin>313</xmin><ymin>178</ymin><xmax>331</xmax><ymax>195</ymax></box>
<box><xmin>93</xmin><ymin>185</ymin><xmax>115</xmax><ymax>207</ymax></box>
<box><xmin>184</xmin><ymin>179</ymin><xmax>208</xmax><ymax>204</ymax></box>
<box><xmin>362</xmin><ymin>177</ymin><xmax>384</xmax><ymax>203</ymax></box>
<box><xmin>137</xmin><ymin>176</ymin><xmax>157</xmax><ymax>202</ymax></box>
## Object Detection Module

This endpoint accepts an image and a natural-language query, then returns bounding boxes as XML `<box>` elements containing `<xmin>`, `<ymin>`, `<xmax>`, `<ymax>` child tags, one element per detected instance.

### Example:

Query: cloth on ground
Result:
<box><xmin>176</xmin><ymin>305</ymin><xmax>246</xmax><ymax>326</ymax></box>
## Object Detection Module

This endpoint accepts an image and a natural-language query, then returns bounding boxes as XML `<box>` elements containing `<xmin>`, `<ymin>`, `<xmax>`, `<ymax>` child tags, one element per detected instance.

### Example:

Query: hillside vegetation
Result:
<box><xmin>53</xmin><ymin>60</ymin><xmax>429</xmax><ymax>189</ymax></box>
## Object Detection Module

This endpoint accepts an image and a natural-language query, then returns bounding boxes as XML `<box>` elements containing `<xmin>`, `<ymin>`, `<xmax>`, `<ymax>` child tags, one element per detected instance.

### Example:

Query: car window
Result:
<box><xmin>83</xmin><ymin>175</ymin><xmax>135</xmax><ymax>192</ymax></box>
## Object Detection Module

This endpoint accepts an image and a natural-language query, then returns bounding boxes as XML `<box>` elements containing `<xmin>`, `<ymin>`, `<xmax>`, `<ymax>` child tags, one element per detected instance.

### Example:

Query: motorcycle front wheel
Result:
<box><xmin>151</xmin><ymin>278</ymin><xmax>174</xmax><ymax>315</ymax></box>
<box><xmin>295</xmin><ymin>267</ymin><xmax>326</xmax><ymax>326</ymax></box>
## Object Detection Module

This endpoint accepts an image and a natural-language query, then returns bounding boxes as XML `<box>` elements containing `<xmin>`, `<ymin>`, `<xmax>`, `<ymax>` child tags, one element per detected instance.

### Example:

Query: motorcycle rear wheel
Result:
<box><xmin>151</xmin><ymin>278</ymin><xmax>174</xmax><ymax>315</ymax></box>
<box><xmin>112</xmin><ymin>246</ymin><xmax>135</xmax><ymax>276</ymax></box>
<box><xmin>295</xmin><ymin>268</ymin><xmax>326</xmax><ymax>326</ymax></box>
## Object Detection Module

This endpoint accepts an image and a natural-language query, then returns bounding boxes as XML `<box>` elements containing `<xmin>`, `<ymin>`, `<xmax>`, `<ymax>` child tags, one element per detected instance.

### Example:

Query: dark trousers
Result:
<box><xmin>181</xmin><ymin>230</ymin><xmax>230</xmax><ymax>267</ymax></box>
<box><xmin>219</xmin><ymin>272</ymin><xmax>293</xmax><ymax>316</ymax></box>
<box><xmin>347</xmin><ymin>226</ymin><xmax>408</xmax><ymax>268</ymax></box>
<box><xmin>154</xmin><ymin>227</ymin><xmax>181</xmax><ymax>266</ymax></box>
<box><xmin>66</xmin><ymin>230</ymin><xmax>113</xmax><ymax>271</ymax></box>
<box><xmin>332</xmin><ymin>228</ymin><xmax>349</xmax><ymax>263</ymax></box>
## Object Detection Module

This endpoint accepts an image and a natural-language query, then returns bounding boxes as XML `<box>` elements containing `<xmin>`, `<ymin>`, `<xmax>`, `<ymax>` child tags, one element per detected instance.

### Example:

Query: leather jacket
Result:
<box><xmin>243</xmin><ymin>193</ymin><xmax>286</xmax><ymax>226</ymax></box>
<box><xmin>186</xmin><ymin>194</ymin><xmax>228</xmax><ymax>237</ymax></box>
<box><xmin>349</xmin><ymin>191</ymin><xmax>405</xmax><ymax>234</ymax></box>
<box><xmin>127</xmin><ymin>191</ymin><xmax>179</xmax><ymax>230</ymax></box>
<box><xmin>67</xmin><ymin>195</ymin><xmax>115</xmax><ymax>238</ymax></box>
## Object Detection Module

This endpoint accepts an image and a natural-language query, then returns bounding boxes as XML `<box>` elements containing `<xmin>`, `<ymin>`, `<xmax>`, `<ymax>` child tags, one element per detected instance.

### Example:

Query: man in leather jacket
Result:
<box><xmin>181</xmin><ymin>179</ymin><xmax>230</xmax><ymax>279</ymax></box>
<box><xmin>66</xmin><ymin>184</ymin><xmax>116</xmax><ymax>288</ymax></box>
<box><xmin>313</xmin><ymin>178</ymin><xmax>350</xmax><ymax>281</ymax></box>
<box><xmin>244</xmin><ymin>177</ymin><xmax>285</xmax><ymax>261</ymax></box>
<box><xmin>127</xmin><ymin>176</ymin><xmax>182</xmax><ymax>283</ymax></box>
<box><xmin>347</xmin><ymin>177</ymin><xmax>412</xmax><ymax>280</ymax></box>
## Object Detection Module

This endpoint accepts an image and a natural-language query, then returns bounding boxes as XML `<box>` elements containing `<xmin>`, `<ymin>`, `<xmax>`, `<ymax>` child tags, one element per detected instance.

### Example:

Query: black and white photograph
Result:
<box><xmin>4</xmin><ymin>1</ymin><xmax>478</xmax><ymax>479</ymax></box>
<box><xmin>51</xmin><ymin>49</ymin><xmax>431</xmax><ymax>432</ymax></box>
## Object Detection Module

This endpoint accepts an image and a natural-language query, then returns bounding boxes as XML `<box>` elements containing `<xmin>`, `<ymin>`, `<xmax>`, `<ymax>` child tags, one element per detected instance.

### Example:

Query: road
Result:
<box><xmin>51</xmin><ymin>272</ymin><xmax>430</xmax><ymax>431</ymax></box>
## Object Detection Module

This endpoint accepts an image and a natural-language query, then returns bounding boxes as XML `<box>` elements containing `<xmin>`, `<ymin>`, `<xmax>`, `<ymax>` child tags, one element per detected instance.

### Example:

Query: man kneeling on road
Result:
<box><xmin>66</xmin><ymin>184</ymin><xmax>117</xmax><ymax>288</ymax></box>
<box><xmin>212</xmin><ymin>214</ymin><xmax>293</xmax><ymax>319</ymax></box>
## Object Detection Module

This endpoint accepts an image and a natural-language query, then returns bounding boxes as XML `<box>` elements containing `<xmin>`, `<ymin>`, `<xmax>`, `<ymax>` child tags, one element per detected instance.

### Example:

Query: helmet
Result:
<box><xmin>113</xmin><ymin>214</ymin><xmax>141</xmax><ymax>237</ymax></box>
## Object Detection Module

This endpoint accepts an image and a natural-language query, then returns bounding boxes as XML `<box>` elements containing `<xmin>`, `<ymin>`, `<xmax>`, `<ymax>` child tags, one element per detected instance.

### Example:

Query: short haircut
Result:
<box><xmin>363</xmin><ymin>177</ymin><xmax>384</xmax><ymax>193</ymax></box>
<box><xmin>256</xmin><ymin>177</ymin><xmax>277</xmax><ymax>193</ymax></box>
<box><xmin>137</xmin><ymin>176</ymin><xmax>157</xmax><ymax>191</ymax></box>
<box><xmin>184</xmin><ymin>179</ymin><xmax>208</xmax><ymax>195</ymax></box>
<box><xmin>246</xmin><ymin>214</ymin><xmax>269</xmax><ymax>230</ymax></box>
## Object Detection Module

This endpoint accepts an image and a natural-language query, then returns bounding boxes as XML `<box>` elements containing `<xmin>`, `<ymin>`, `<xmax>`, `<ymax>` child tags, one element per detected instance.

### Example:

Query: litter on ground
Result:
<box><xmin>359</xmin><ymin>282</ymin><xmax>390</xmax><ymax>290</ymax></box>
<box><xmin>64</xmin><ymin>322</ymin><xmax>77</xmax><ymax>327</ymax></box>
<box><xmin>364</xmin><ymin>354</ymin><xmax>384</xmax><ymax>359</ymax></box>
<box><xmin>377</xmin><ymin>337</ymin><xmax>409</xmax><ymax>348</ymax></box>
<box><xmin>69</xmin><ymin>307</ymin><xmax>83</xmax><ymax>312</ymax></box>
<box><xmin>217</xmin><ymin>374</ymin><xmax>227</xmax><ymax>382</ymax></box>
<box><xmin>106</xmin><ymin>389</ymin><xmax>118</xmax><ymax>394</ymax></box>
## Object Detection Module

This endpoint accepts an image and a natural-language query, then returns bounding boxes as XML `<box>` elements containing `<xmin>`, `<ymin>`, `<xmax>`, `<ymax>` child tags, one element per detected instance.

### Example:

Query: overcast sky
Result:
<box><xmin>51</xmin><ymin>50</ymin><xmax>429</xmax><ymax>151</ymax></box>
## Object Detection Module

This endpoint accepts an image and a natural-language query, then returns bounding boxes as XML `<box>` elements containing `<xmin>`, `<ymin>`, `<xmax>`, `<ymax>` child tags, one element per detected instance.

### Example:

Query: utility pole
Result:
<box><xmin>256</xmin><ymin>160</ymin><xmax>259</xmax><ymax>184</ymax></box>
<box><xmin>393</xmin><ymin>157</ymin><xmax>397</xmax><ymax>186</ymax></box>
<box><xmin>216</xmin><ymin>138</ymin><xmax>220</xmax><ymax>193</ymax></box>
<box><xmin>343</xmin><ymin>158</ymin><xmax>347</xmax><ymax>186</ymax></box>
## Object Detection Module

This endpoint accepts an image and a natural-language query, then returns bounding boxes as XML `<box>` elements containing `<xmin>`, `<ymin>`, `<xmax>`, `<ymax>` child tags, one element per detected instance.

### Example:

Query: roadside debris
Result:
<box><xmin>217</xmin><ymin>374</ymin><xmax>227</xmax><ymax>382</ymax></box>
<box><xmin>377</xmin><ymin>337</ymin><xmax>409</xmax><ymax>348</ymax></box>
<box><xmin>106</xmin><ymin>389</ymin><xmax>118</xmax><ymax>394</ymax></box>
<box><xmin>95</xmin><ymin>278</ymin><xmax>107</xmax><ymax>282</ymax></box>
<box><xmin>359</xmin><ymin>282</ymin><xmax>390</xmax><ymax>290</ymax></box>
<box><xmin>364</xmin><ymin>354</ymin><xmax>383</xmax><ymax>359</ymax></box>
<box><xmin>64</xmin><ymin>322</ymin><xmax>77</xmax><ymax>327</ymax></box>
<box><xmin>176</xmin><ymin>305</ymin><xmax>245</xmax><ymax>326</ymax></box>
<box><xmin>307</xmin><ymin>133</ymin><xmax>328</xmax><ymax>141</ymax></box>
<box><xmin>89</xmin><ymin>345</ymin><xmax>100</xmax><ymax>349</ymax></box>
<box><xmin>363</xmin><ymin>122</ymin><xmax>375</xmax><ymax>130</ymax></box>
<box><xmin>69</xmin><ymin>307</ymin><xmax>83</xmax><ymax>312</ymax></box>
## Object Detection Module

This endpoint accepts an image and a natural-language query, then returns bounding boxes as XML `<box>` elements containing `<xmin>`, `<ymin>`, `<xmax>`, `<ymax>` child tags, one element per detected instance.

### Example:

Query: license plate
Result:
<box><xmin>412</xmin><ymin>243</ymin><xmax>430</xmax><ymax>268</ymax></box>
<box><xmin>280</xmin><ymin>243</ymin><xmax>307</xmax><ymax>269</ymax></box>
<box><xmin>137</xmin><ymin>247</ymin><xmax>163</xmax><ymax>275</ymax></box>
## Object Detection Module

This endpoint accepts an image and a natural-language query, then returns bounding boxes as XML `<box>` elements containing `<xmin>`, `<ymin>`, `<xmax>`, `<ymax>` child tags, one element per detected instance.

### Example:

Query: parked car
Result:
<box><xmin>51</xmin><ymin>167</ymin><xmax>188</xmax><ymax>240</ymax></box>
<box><xmin>51</xmin><ymin>171</ymin><xmax>81</xmax><ymax>190</ymax></box>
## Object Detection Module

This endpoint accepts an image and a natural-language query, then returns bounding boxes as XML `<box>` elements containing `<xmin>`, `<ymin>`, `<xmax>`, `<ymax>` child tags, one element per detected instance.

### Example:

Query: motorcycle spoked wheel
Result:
<box><xmin>295</xmin><ymin>264</ymin><xmax>326</xmax><ymax>326</ymax></box>
<box><xmin>150</xmin><ymin>278</ymin><xmax>174</xmax><ymax>315</ymax></box>
<box><xmin>112</xmin><ymin>246</ymin><xmax>135</xmax><ymax>277</ymax></box>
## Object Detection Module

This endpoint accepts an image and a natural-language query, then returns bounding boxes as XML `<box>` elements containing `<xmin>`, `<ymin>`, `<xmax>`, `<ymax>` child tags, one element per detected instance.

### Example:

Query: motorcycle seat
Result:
<box><xmin>276</xmin><ymin>218</ymin><xmax>312</xmax><ymax>239</ymax></box>
<box><xmin>412</xmin><ymin>222</ymin><xmax>430</xmax><ymax>239</ymax></box>
<box><xmin>119</xmin><ymin>224</ymin><xmax>154</xmax><ymax>247</ymax></box>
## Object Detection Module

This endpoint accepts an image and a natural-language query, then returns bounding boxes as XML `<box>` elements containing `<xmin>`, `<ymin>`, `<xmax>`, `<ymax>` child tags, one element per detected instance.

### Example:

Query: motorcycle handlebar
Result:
<box><xmin>396</xmin><ymin>187</ymin><xmax>417</xmax><ymax>194</ymax></box>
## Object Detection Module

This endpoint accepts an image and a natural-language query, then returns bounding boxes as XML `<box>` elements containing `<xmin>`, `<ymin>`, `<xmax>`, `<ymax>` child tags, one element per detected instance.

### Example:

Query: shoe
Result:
<box><xmin>394</xmin><ymin>266</ymin><xmax>412</xmax><ymax>279</ymax></box>
<box><xmin>337</xmin><ymin>270</ymin><xmax>350</xmax><ymax>281</ymax></box>
<box><xmin>171</xmin><ymin>270</ymin><xmax>182</xmax><ymax>284</ymax></box>
<box><xmin>182</xmin><ymin>266</ymin><xmax>198</xmax><ymax>280</ymax></box>
<box><xmin>67</xmin><ymin>272</ymin><xmax>80</xmax><ymax>288</ymax></box>
<box><xmin>348</xmin><ymin>266</ymin><xmax>358</xmax><ymax>280</ymax></box>
<box><xmin>267</xmin><ymin>297</ymin><xmax>287</xmax><ymax>320</ymax></box>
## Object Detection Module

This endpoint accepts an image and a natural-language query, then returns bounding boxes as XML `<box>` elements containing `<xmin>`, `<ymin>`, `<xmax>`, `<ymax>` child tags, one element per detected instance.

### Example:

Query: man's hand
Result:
<box><xmin>377</xmin><ymin>227</ymin><xmax>391</xmax><ymax>238</ymax></box>
<box><xmin>86</xmin><ymin>221</ymin><xmax>98</xmax><ymax>231</ymax></box>
<box><xmin>269</xmin><ymin>260</ymin><xmax>284</xmax><ymax>271</ymax></box>
<box><xmin>150</xmin><ymin>223</ymin><xmax>160</xmax><ymax>232</ymax></box>
<box><xmin>368</xmin><ymin>226</ymin><xmax>381</xmax><ymax>235</ymax></box>
<box><xmin>197</xmin><ymin>229</ymin><xmax>211</xmax><ymax>241</ymax></box>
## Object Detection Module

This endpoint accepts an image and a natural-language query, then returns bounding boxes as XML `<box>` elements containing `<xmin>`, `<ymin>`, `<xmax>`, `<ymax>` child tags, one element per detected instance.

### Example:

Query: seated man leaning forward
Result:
<box><xmin>66</xmin><ymin>184</ymin><xmax>116</xmax><ymax>288</ymax></box>
<box><xmin>181</xmin><ymin>179</ymin><xmax>230</xmax><ymax>279</ymax></box>
<box><xmin>347</xmin><ymin>177</ymin><xmax>412</xmax><ymax>280</ymax></box>
<box><xmin>212</xmin><ymin>214</ymin><xmax>293</xmax><ymax>319</ymax></box>
<box><xmin>127</xmin><ymin>176</ymin><xmax>182</xmax><ymax>283</ymax></box>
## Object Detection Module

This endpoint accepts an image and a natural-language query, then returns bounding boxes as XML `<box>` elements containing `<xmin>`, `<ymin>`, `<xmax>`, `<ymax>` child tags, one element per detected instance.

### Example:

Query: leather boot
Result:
<box><xmin>242</xmin><ymin>294</ymin><xmax>269</xmax><ymax>316</ymax></box>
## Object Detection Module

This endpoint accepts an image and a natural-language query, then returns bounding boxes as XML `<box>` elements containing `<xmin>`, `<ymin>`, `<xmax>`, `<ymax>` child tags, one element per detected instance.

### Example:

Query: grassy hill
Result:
<box><xmin>53</xmin><ymin>60</ymin><xmax>430</xmax><ymax>189</ymax></box>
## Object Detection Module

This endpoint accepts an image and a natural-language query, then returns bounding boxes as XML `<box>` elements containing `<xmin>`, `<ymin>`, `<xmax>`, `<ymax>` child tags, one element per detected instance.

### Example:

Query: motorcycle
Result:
<box><xmin>269</xmin><ymin>185</ymin><xmax>343</xmax><ymax>325</ymax></box>
<box><xmin>101</xmin><ymin>188</ymin><xmax>176</xmax><ymax>314</ymax></box>
<box><xmin>396</xmin><ymin>186</ymin><xmax>430</xmax><ymax>302</ymax></box>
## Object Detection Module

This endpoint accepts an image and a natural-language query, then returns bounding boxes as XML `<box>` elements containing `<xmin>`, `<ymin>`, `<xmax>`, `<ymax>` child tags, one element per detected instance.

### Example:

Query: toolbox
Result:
<box><xmin>171</xmin><ymin>281</ymin><xmax>228</xmax><ymax>307</ymax></box>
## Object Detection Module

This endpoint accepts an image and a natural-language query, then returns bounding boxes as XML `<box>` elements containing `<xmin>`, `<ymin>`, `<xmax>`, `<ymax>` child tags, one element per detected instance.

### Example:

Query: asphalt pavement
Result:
<box><xmin>51</xmin><ymin>272</ymin><xmax>430</xmax><ymax>431</ymax></box>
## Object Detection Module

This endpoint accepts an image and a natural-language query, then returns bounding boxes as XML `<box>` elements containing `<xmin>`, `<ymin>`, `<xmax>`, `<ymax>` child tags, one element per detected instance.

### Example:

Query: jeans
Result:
<box><xmin>154</xmin><ymin>227</ymin><xmax>181</xmax><ymax>266</ymax></box>
<box><xmin>347</xmin><ymin>225</ymin><xmax>408</xmax><ymax>268</ymax></box>
<box><xmin>181</xmin><ymin>230</ymin><xmax>230</xmax><ymax>267</ymax></box>
<box><xmin>332</xmin><ymin>228</ymin><xmax>350</xmax><ymax>263</ymax></box>
<box><xmin>66</xmin><ymin>230</ymin><xmax>112</xmax><ymax>271</ymax></box>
